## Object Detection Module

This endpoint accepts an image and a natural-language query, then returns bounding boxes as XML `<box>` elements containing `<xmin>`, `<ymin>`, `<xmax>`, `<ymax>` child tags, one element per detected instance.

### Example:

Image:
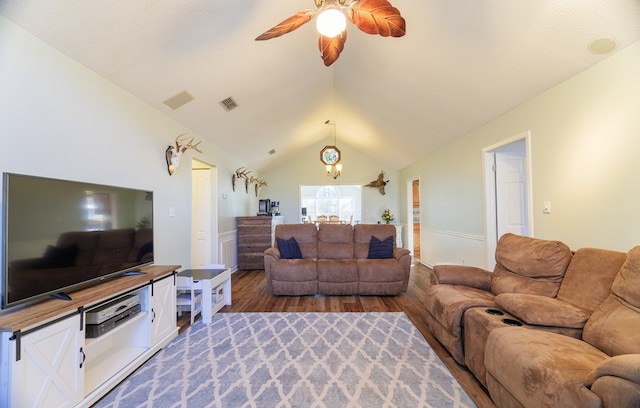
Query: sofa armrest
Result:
<box><xmin>263</xmin><ymin>247</ymin><xmax>281</xmax><ymax>293</ymax></box>
<box><xmin>591</xmin><ymin>354</ymin><xmax>640</xmax><ymax>384</ymax></box>
<box><xmin>393</xmin><ymin>247</ymin><xmax>412</xmax><ymax>291</ymax></box>
<box><xmin>264</xmin><ymin>247</ymin><xmax>281</xmax><ymax>260</ymax></box>
<box><xmin>264</xmin><ymin>247</ymin><xmax>281</xmax><ymax>273</ymax></box>
<box><xmin>393</xmin><ymin>247</ymin><xmax>410</xmax><ymax>261</ymax></box>
<box><xmin>430</xmin><ymin>264</ymin><xmax>491</xmax><ymax>290</ymax></box>
<box><xmin>495</xmin><ymin>293</ymin><xmax>590</xmax><ymax>328</ymax></box>
<box><xmin>589</xmin><ymin>355</ymin><xmax>640</xmax><ymax>407</ymax></box>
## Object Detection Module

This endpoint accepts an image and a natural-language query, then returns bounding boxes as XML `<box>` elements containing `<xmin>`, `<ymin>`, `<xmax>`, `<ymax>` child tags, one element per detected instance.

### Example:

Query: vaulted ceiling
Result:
<box><xmin>2</xmin><ymin>1</ymin><xmax>640</xmax><ymax>172</ymax></box>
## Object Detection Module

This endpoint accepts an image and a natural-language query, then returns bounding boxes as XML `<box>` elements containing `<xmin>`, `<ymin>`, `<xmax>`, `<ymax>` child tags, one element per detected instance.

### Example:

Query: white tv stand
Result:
<box><xmin>0</xmin><ymin>265</ymin><xmax>180</xmax><ymax>407</ymax></box>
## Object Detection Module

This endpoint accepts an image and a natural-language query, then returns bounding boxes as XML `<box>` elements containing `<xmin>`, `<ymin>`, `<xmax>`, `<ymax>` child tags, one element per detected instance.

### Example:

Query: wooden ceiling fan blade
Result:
<box><xmin>349</xmin><ymin>0</ymin><xmax>406</xmax><ymax>37</ymax></box>
<box><xmin>318</xmin><ymin>30</ymin><xmax>348</xmax><ymax>66</ymax></box>
<box><xmin>255</xmin><ymin>10</ymin><xmax>317</xmax><ymax>41</ymax></box>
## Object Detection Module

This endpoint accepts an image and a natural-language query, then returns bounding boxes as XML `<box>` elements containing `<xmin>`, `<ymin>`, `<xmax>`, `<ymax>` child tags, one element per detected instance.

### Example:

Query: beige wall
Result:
<box><xmin>0</xmin><ymin>16</ymin><xmax>254</xmax><ymax>270</ymax></box>
<box><xmin>400</xmin><ymin>40</ymin><xmax>640</xmax><ymax>268</ymax></box>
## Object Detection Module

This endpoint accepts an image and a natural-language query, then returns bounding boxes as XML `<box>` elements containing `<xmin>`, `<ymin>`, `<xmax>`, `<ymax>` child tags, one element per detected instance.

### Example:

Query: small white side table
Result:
<box><xmin>178</xmin><ymin>268</ymin><xmax>231</xmax><ymax>323</ymax></box>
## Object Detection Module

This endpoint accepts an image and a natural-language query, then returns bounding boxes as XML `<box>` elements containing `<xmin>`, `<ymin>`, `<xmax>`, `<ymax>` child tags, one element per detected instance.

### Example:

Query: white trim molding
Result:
<box><xmin>218</xmin><ymin>230</ymin><xmax>238</xmax><ymax>273</ymax></box>
<box><xmin>421</xmin><ymin>228</ymin><xmax>486</xmax><ymax>269</ymax></box>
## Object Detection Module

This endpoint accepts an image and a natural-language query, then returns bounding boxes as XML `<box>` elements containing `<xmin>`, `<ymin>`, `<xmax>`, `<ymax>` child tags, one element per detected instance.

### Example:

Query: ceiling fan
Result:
<box><xmin>255</xmin><ymin>0</ymin><xmax>406</xmax><ymax>66</ymax></box>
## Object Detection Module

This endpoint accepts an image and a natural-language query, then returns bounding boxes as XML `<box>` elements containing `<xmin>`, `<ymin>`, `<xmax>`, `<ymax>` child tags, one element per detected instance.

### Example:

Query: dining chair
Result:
<box><xmin>329</xmin><ymin>214</ymin><xmax>340</xmax><ymax>223</ymax></box>
<box><xmin>316</xmin><ymin>215</ymin><xmax>327</xmax><ymax>224</ymax></box>
<box><xmin>176</xmin><ymin>275</ymin><xmax>203</xmax><ymax>325</ymax></box>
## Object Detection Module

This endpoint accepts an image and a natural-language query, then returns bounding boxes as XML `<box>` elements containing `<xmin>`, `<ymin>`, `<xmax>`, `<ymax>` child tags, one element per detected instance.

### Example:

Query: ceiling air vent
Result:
<box><xmin>219</xmin><ymin>96</ymin><xmax>238</xmax><ymax>111</ymax></box>
<box><xmin>163</xmin><ymin>90</ymin><xmax>194</xmax><ymax>110</ymax></box>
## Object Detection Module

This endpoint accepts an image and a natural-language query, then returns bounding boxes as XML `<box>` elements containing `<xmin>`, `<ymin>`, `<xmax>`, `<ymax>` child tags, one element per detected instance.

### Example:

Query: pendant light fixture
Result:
<box><xmin>320</xmin><ymin>120</ymin><xmax>342</xmax><ymax>179</ymax></box>
<box><xmin>315</xmin><ymin>3</ymin><xmax>347</xmax><ymax>38</ymax></box>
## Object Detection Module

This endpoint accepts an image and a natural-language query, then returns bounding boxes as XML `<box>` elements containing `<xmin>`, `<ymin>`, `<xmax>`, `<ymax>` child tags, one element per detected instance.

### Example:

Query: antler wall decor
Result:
<box><xmin>232</xmin><ymin>168</ymin><xmax>268</xmax><ymax>195</ymax></box>
<box><xmin>165</xmin><ymin>133</ymin><xmax>203</xmax><ymax>175</ymax></box>
<box><xmin>232</xmin><ymin>167</ymin><xmax>252</xmax><ymax>192</ymax></box>
<box><xmin>251</xmin><ymin>177</ymin><xmax>269</xmax><ymax>197</ymax></box>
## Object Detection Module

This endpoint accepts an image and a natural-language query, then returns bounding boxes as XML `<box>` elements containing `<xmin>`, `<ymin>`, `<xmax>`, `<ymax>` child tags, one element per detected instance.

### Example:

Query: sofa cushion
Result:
<box><xmin>611</xmin><ymin>246</ymin><xmax>640</xmax><ymax>309</ymax></box>
<box><xmin>490</xmin><ymin>233</ymin><xmax>573</xmax><ymax>297</ymax></box>
<box><xmin>270</xmin><ymin>259</ymin><xmax>317</xmax><ymax>282</ymax></box>
<box><xmin>318</xmin><ymin>259</ymin><xmax>358</xmax><ymax>282</ymax></box>
<box><xmin>495</xmin><ymin>293</ymin><xmax>590</xmax><ymax>328</ymax></box>
<box><xmin>353</xmin><ymin>224</ymin><xmax>396</xmax><ymax>259</ymax></box>
<box><xmin>318</xmin><ymin>259</ymin><xmax>358</xmax><ymax>295</ymax></box>
<box><xmin>276</xmin><ymin>237</ymin><xmax>302</xmax><ymax>259</ymax></box>
<box><xmin>357</xmin><ymin>259</ymin><xmax>404</xmax><ymax>282</ymax></box>
<box><xmin>273</xmin><ymin>224</ymin><xmax>318</xmax><ymax>258</ymax></box>
<box><xmin>583</xmin><ymin>246</ymin><xmax>640</xmax><ymax>357</ymax></box>
<box><xmin>556</xmin><ymin>247</ymin><xmax>626</xmax><ymax>313</ymax></box>
<box><xmin>485</xmin><ymin>326</ymin><xmax>608</xmax><ymax>408</ymax></box>
<box><xmin>318</xmin><ymin>224</ymin><xmax>354</xmax><ymax>259</ymax></box>
<box><xmin>367</xmin><ymin>236</ymin><xmax>393</xmax><ymax>259</ymax></box>
<box><xmin>591</xmin><ymin>375</ymin><xmax>640</xmax><ymax>408</ymax></box>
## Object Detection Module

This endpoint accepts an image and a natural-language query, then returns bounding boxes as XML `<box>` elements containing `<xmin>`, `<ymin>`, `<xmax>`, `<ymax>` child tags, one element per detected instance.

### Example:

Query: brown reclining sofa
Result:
<box><xmin>264</xmin><ymin>223</ymin><xmax>411</xmax><ymax>296</ymax></box>
<box><xmin>425</xmin><ymin>233</ymin><xmax>640</xmax><ymax>407</ymax></box>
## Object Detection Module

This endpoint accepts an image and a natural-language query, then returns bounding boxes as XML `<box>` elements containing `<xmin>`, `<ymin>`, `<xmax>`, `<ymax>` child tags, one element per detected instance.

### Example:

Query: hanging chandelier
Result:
<box><xmin>320</xmin><ymin>120</ymin><xmax>342</xmax><ymax>179</ymax></box>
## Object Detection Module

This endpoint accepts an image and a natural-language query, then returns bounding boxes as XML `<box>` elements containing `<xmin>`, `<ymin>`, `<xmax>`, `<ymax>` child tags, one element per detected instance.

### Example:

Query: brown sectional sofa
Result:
<box><xmin>426</xmin><ymin>233</ymin><xmax>640</xmax><ymax>407</ymax></box>
<box><xmin>264</xmin><ymin>223</ymin><xmax>411</xmax><ymax>296</ymax></box>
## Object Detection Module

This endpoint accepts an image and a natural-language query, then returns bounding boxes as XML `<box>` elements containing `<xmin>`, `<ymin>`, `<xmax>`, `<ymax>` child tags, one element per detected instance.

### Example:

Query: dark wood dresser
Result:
<box><xmin>236</xmin><ymin>216</ymin><xmax>284</xmax><ymax>270</ymax></box>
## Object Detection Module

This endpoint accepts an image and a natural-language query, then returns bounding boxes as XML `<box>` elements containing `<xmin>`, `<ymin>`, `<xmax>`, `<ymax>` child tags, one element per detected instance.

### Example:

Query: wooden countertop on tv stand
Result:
<box><xmin>0</xmin><ymin>264</ymin><xmax>180</xmax><ymax>333</ymax></box>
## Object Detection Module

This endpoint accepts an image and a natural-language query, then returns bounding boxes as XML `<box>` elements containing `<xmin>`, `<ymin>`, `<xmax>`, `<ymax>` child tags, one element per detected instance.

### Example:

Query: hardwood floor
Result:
<box><xmin>178</xmin><ymin>262</ymin><xmax>496</xmax><ymax>408</ymax></box>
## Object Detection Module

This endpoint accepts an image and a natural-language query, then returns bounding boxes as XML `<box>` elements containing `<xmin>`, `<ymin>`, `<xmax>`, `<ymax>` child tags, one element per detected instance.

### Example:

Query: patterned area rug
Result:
<box><xmin>96</xmin><ymin>313</ymin><xmax>475</xmax><ymax>407</ymax></box>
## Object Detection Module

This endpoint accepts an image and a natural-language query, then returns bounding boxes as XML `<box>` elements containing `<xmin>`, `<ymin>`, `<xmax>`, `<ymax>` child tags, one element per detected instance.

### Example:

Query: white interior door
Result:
<box><xmin>191</xmin><ymin>166</ymin><xmax>211</xmax><ymax>268</ymax></box>
<box><xmin>495</xmin><ymin>139</ymin><xmax>529</xmax><ymax>237</ymax></box>
<box><xmin>483</xmin><ymin>132</ymin><xmax>533</xmax><ymax>269</ymax></box>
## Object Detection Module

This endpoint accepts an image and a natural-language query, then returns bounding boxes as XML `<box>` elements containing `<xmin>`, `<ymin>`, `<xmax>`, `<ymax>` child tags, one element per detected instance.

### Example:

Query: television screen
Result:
<box><xmin>2</xmin><ymin>173</ymin><xmax>154</xmax><ymax>309</ymax></box>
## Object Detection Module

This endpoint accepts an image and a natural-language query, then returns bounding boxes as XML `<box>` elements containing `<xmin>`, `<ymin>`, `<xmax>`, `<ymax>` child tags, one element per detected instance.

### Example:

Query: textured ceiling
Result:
<box><xmin>2</xmin><ymin>0</ymin><xmax>640</xmax><ymax>171</ymax></box>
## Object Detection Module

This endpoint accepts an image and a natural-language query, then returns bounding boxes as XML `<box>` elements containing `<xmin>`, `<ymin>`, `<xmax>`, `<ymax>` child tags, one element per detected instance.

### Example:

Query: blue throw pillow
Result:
<box><xmin>276</xmin><ymin>237</ymin><xmax>303</xmax><ymax>259</ymax></box>
<box><xmin>367</xmin><ymin>236</ymin><xmax>394</xmax><ymax>259</ymax></box>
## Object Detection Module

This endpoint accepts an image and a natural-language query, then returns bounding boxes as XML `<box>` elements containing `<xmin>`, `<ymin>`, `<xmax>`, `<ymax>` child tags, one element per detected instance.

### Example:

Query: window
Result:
<box><xmin>301</xmin><ymin>185</ymin><xmax>361</xmax><ymax>223</ymax></box>
<box><xmin>84</xmin><ymin>191</ymin><xmax>113</xmax><ymax>230</ymax></box>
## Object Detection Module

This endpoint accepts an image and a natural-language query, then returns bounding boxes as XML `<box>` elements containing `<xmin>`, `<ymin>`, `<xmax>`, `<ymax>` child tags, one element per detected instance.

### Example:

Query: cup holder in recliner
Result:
<box><xmin>485</xmin><ymin>308</ymin><xmax>504</xmax><ymax>316</ymax></box>
<box><xmin>502</xmin><ymin>318</ymin><xmax>523</xmax><ymax>327</ymax></box>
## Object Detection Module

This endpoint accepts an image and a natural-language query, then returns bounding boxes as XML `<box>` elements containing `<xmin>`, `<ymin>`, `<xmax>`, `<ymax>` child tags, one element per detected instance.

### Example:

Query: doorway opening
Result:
<box><xmin>191</xmin><ymin>159</ymin><xmax>218</xmax><ymax>268</ymax></box>
<box><xmin>483</xmin><ymin>131</ymin><xmax>533</xmax><ymax>269</ymax></box>
<box><xmin>406</xmin><ymin>176</ymin><xmax>420</xmax><ymax>263</ymax></box>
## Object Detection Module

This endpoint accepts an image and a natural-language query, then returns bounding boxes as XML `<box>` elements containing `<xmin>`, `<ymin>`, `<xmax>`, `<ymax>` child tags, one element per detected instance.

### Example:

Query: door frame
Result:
<box><xmin>482</xmin><ymin>131</ymin><xmax>533</xmax><ymax>269</ymax></box>
<box><xmin>191</xmin><ymin>159</ymin><xmax>218</xmax><ymax>267</ymax></box>
<box><xmin>406</xmin><ymin>175</ymin><xmax>420</xmax><ymax>257</ymax></box>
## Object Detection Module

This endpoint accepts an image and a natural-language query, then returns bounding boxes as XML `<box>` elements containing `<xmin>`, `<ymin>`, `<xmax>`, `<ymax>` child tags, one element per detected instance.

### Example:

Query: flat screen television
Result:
<box><xmin>1</xmin><ymin>173</ymin><xmax>154</xmax><ymax>309</ymax></box>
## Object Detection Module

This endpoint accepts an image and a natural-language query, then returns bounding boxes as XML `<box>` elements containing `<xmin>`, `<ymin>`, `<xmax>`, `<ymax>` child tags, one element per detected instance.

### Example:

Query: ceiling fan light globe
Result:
<box><xmin>316</xmin><ymin>8</ymin><xmax>346</xmax><ymax>38</ymax></box>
